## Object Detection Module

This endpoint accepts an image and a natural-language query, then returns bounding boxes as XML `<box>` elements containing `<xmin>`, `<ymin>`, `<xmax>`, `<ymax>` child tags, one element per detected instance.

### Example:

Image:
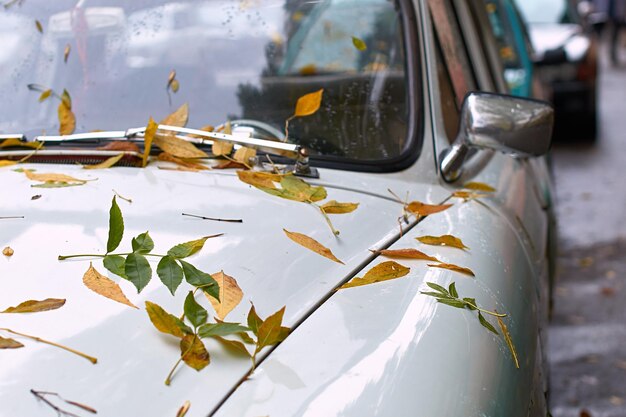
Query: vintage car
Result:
<box><xmin>0</xmin><ymin>1</ymin><xmax>555</xmax><ymax>416</ymax></box>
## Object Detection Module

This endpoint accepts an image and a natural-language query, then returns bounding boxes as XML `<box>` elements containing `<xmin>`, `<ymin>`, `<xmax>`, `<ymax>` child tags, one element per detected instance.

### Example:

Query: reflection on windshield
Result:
<box><xmin>0</xmin><ymin>0</ymin><xmax>411</xmax><ymax>163</ymax></box>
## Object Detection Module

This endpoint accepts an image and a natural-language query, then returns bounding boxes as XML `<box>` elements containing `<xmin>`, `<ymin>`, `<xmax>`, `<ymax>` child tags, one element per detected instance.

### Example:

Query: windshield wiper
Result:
<box><xmin>0</xmin><ymin>124</ymin><xmax>317</xmax><ymax>177</ymax></box>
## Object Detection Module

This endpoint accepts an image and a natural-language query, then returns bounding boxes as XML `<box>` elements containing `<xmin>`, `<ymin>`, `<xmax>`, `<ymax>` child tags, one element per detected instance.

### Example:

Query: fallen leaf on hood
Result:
<box><xmin>2</xmin><ymin>246</ymin><xmax>14</xmax><ymax>257</ymax></box>
<box><xmin>0</xmin><ymin>160</ymin><xmax>18</xmax><ymax>167</ymax></box>
<box><xmin>158</xmin><ymin>152</ymin><xmax>209</xmax><ymax>171</ymax></box>
<box><xmin>233</xmin><ymin>146</ymin><xmax>256</xmax><ymax>165</ymax></box>
<box><xmin>255</xmin><ymin>306</ymin><xmax>287</xmax><ymax>353</ymax></box>
<box><xmin>428</xmin><ymin>263</ymin><xmax>475</xmax><ymax>277</ymax></box>
<box><xmin>83</xmin><ymin>153</ymin><xmax>124</xmax><ymax>170</ymax></box>
<box><xmin>0</xmin><ymin>336</ymin><xmax>23</xmax><ymax>349</ymax></box>
<box><xmin>22</xmin><ymin>169</ymin><xmax>89</xmax><ymax>186</ymax></box>
<box><xmin>97</xmin><ymin>141</ymin><xmax>141</xmax><ymax>153</ymax></box>
<box><xmin>0</xmin><ymin>139</ymin><xmax>42</xmax><ymax>149</ymax></box>
<box><xmin>1</xmin><ymin>298</ymin><xmax>65</xmax><ymax>313</ymax></box>
<box><xmin>374</xmin><ymin>248</ymin><xmax>440</xmax><ymax>262</ymax></box>
<box><xmin>406</xmin><ymin>201</ymin><xmax>452</xmax><ymax>216</ymax></box>
<box><xmin>154</xmin><ymin>135</ymin><xmax>207</xmax><ymax>159</ymax></box>
<box><xmin>176</xmin><ymin>401</ymin><xmax>191</xmax><ymax>417</ymax></box>
<box><xmin>167</xmin><ymin>235</ymin><xmax>222</xmax><ymax>259</ymax></box>
<box><xmin>417</xmin><ymin>235</ymin><xmax>469</xmax><ymax>250</ymax></box>
<box><xmin>351</xmin><ymin>36</ymin><xmax>367</xmax><ymax>51</ymax></box>
<box><xmin>213</xmin><ymin>336</ymin><xmax>251</xmax><ymax>357</ymax></box>
<box><xmin>284</xmin><ymin>229</ymin><xmax>344</xmax><ymax>264</ymax></box>
<box><xmin>207</xmin><ymin>271</ymin><xmax>243</xmax><ymax>320</ymax></box>
<box><xmin>280</xmin><ymin>175</ymin><xmax>326</xmax><ymax>202</ymax></box>
<box><xmin>237</xmin><ymin>170</ymin><xmax>282</xmax><ymax>188</ymax></box>
<box><xmin>452</xmin><ymin>190</ymin><xmax>486</xmax><ymax>201</ymax></box>
<box><xmin>63</xmin><ymin>44</ymin><xmax>70</xmax><ymax>63</ymax></box>
<box><xmin>181</xmin><ymin>335</ymin><xmax>210</xmax><ymax>371</ymax></box>
<box><xmin>142</xmin><ymin>117</ymin><xmax>158</xmax><ymax>167</ymax></box>
<box><xmin>214</xmin><ymin>160</ymin><xmax>246</xmax><ymax>169</ymax></box>
<box><xmin>212</xmin><ymin>140</ymin><xmax>234</xmax><ymax>156</ymax></box>
<box><xmin>320</xmin><ymin>200</ymin><xmax>359</xmax><ymax>214</ymax></box>
<box><xmin>339</xmin><ymin>261</ymin><xmax>410</xmax><ymax>289</ymax></box>
<box><xmin>463</xmin><ymin>182</ymin><xmax>496</xmax><ymax>192</ymax></box>
<box><xmin>294</xmin><ymin>89</ymin><xmax>324</xmax><ymax>117</ymax></box>
<box><xmin>82</xmin><ymin>263</ymin><xmax>138</xmax><ymax>309</ymax></box>
<box><xmin>145</xmin><ymin>301</ymin><xmax>191</xmax><ymax>337</ymax></box>
<box><xmin>496</xmin><ymin>314</ymin><xmax>519</xmax><ymax>368</ymax></box>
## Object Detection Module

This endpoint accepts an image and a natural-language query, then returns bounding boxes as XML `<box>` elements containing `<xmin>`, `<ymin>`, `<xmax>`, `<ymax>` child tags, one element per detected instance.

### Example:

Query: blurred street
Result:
<box><xmin>549</xmin><ymin>41</ymin><xmax>626</xmax><ymax>416</ymax></box>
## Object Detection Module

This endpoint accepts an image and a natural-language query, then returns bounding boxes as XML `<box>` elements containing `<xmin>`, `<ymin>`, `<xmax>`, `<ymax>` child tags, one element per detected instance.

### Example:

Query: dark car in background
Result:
<box><xmin>515</xmin><ymin>0</ymin><xmax>599</xmax><ymax>140</ymax></box>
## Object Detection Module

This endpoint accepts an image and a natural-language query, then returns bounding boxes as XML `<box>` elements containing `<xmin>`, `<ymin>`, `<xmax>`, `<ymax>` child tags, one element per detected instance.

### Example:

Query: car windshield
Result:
<box><xmin>514</xmin><ymin>0</ymin><xmax>578</xmax><ymax>24</ymax></box>
<box><xmin>0</xmin><ymin>0</ymin><xmax>412</xmax><ymax>164</ymax></box>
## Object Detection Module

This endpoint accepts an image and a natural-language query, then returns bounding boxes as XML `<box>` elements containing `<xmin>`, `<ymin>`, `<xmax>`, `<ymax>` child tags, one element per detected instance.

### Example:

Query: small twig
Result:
<box><xmin>265</xmin><ymin>154</ymin><xmax>281</xmax><ymax>175</ymax></box>
<box><xmin>31</xmin><ymin>390</ymin><xmax>83</xmax><ymax>417</ymax></box>
<box><xmin>0</xmin><ymin>216</ymin><xmax>24</xmax><ymax>220</ymax></box>
<box><xmin>284</xmin><ymin>115</ymin><xmax>295</xmax><ymax>140</ymax></box>
<box><xmin>112</xmin><ymin>189</ymin><xmax>132</xmax><ymax>203</ymax></box>
<box><xmin>30</xmin><ymin>390</ymin><xmax>97</xmax><ymax>415</ymax></box>
<box><xmin>181</xmin><ymin>213</ymin><xmax>242</xmax><ymax>223</ymax></box>
<box><xmin>1</xmin><ymin>328</ymin><xmax>97</xmax><ymax>364</ymax></box>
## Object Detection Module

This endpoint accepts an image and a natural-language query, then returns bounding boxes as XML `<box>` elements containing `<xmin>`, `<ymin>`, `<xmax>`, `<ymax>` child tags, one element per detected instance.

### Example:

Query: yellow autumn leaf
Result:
<box><xmin>38</xmin><ymin>89</ymin><xmax>51</xmax><ymax>102</ymax></box>
<box><xmin>1</xmin><ymin>298</ymin><xmax>65</xmax><ymax>313</ymax></box>
<box><xmin>375</xmin><ymin>248</ymin><xmax>440</xmax><ymax>262</ymax></box>
<box><xmin>236</xmin><ymin>170</ymin><xmax>282</xmax><ymax>188</ymax></box>
<box><xmin>2</xmin><ymin>246</ymin><xmax>14</xmax><ymax>256</ymax></box>
<box><xmin>284</xmin><ymin>229</ymin><xmax>344</xmax><ymax>264</ymax></box>
<box><xmin>406</xmin><ymin>201</ymin><xmax>452</xmax><ymax>216</ymax></box>
<box><xmin>497</xmin><ymin>315</ymin><xmax>520</xmax><ymax>369</ymax></box>
<box><xmin>176</xmin><ymin>401</ymin><xmax>191</xmax><ymax>417</ymax></box>
<box><xmin>160</xmin><ymin>103</ymin><xmax>188</xmax><ymax>127</ymax></box>
<box><xmin>0</xmin><ymin>139</ymin><xmax>42</xmax><ymax>149</ymax></box>
<box><xmin>463</xmin><ymin>182</ymin><xmax>496</xmax><ymax>192</ymax></box>
<box><xmin>142</xmin><ymin>117</ymin><xmax>158</xmax><ymax>167</ymax></box>
<box><xmin>212</xmin><ymin>140</ymin><xmax>234</xmax><ymax>156</ymax></box>
<box><xmin>82</xmin><ymin>263</ymin><xmax>137</xmax><ymax>309</ymax></box>
<box><xmin>64</xmin><ymin>44</ymin><xmax>71</xmax><ymax>63</ymax></box>
<box><xmin>23</xmin><ymin>169</ymin><xmax>88</xmax><ymax>184</ymax></box>
<box><xmin>233</xmin><ymin>146</ymin><xmax>256</xmax><ymax>165</ymax></box>
<box><xmin>82</xmin><ymin>153</ymin><xmax>124</xmax><ymax>170</ymax></box>
<box><xmin>180</xmin><ymin>335</ymin><xmax>210</xmax><ymax>371</ymax></box>
<box><xmin>154</xmin><ymin>134</ymin><xmax>208</xmax><ymax>159</ymax></box>
<box><xmin>0</xmin><ymin>336</ymin><xmax>23</xmax><ymax>349</ymax></box>
<box><xmin>417</xmin><ymin>235</ymin><xmax>469</xmax><ymax>250</ymax></box>
<box><xmin>158</xmin><ymin>152</ymin><xmax>209</xmax><ymax>171</ymax></box>
<box><xmin>58</xmin><ymin>101</ymin><xmax>75</xmax><ymax>135</ymax></box>
<box><xmin>351</xmin><ymin>36</ymin><xmax>367</xmax><ymax>51</ymax></box>
<box><xmin>320</xmin><ymin>200</ymin><xmax>359</xmax><ymax>214</ymax></box>
<box><xmin>452</xmin><ymin>190</ymin><xmax>486</xmax><ymax>201</ymax></box>
<box><xmin>146</xmin><ymin>301</ymin><xmax>187</xmax><ymax>337</ymax></box>
<box><xmin>0</xmin><ymin>160</ymin><xmax>18</xmax><ymax>167</ymax></box>
<box><xmin>207</xmin><ymin>271</ymin><xmax>243</xmax><ymax>320</ymax></box>
<box><xmin>170</xmin><ymin>79</ymin><xmax>180</xmax><ymax>93</ymax></box>
<box><xmin>339</xmin><ymin>261</ymin><xmax>410</xmax><ymax>289</ymax></box>
<box><xmin>427</xmin><ymin>263</ymin><xmax>475</xmax><ymax>277</ymax></box>
<box><xmin>294</xmin><ymin>89</ymin><xmax>323</xmax><ymax>117</ymax></box>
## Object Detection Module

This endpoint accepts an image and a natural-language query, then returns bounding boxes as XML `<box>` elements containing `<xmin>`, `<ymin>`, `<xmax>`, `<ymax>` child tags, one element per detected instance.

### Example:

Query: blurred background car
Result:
<box><xmin>515</xmin><ymin>0</ymin><xmax>600</xmax><ymax>141</ymax></box>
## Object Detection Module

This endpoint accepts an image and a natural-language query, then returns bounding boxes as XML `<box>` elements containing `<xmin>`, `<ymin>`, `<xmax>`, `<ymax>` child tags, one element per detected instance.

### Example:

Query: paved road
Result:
<box><xmin>549</xmin><ymin>45</ymin><xmax>626</xmax><ymax>417</ymax></box>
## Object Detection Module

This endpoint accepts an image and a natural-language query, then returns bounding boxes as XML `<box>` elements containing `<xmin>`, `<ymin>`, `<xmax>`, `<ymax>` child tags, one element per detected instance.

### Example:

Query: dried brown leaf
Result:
<box><xmin>427</xmin><ymin>263</ymin><xmax>475</xmax><ymax>277</ymax></box>
<box><xmin>145</xmin><ymin>301</ymin><xmax>187</xmax><ymax>337</ymax></box>
<box><xmin>188</xmin><ymin>125</ymin><xmax>215</xmax><ymax>139</ymax></box>
<box><xmin>463</xmin><ymin>182</ymin><xmax>496</xmax><ymax>192</ymax></box>
<box><xmin>0</xmin><ymin>336</ymin><xmax>23</xmax><ymax>349</ymax></box>
<box><xmin>2</xmin><ymin>246</ymin><xmax>14</xmax><ymax>257</ymax></box>
<box><xmin>284</xmin><ymin>229</ymin><xmax>344</xmax><ymax>264</ymax></box>
<box><xmin>23</xmin><ymin>169</ymin><xmax>88</xmax><ymax>184</ymax></box>
<box><xmin>181</xmin><ymin>335</ymin><xmax>210</xmax><ymax>371</ymax></box>
<box><xmin>339</xmin><ymin>261</ymin><xmax>410</xmax><ymax>289</ymax></box>
<box><xmin>83</xmin><ymin>153</ymin><xmax>124</xmax><ymax>170</ymax></box>
<box><xmin>58</xmin><ymin>101</ymin><xmax>75</xmax><ymax>135</ymax></box>
<box><xmin>212</xmin><ymin>140</ymin><xmax>234</xmax><ymax>156</ymax></box>
<box><xmin>207</xmin><ymin>271</ymin><xmax>243</xmax><ymax>320</ymax></box>
<box><xmin>233</xmin><ymin>146</ymin><xmax>256</xmax><ymax>165</ymax></box>
<box><xmin>143</xmin><ymin>117</ymin><xmax>158</xmax><ymax>167</ymax></box>
<box><xmin>2</xmin><ymin>298</ymin><xmax>65</xmax><ymax>313</ymax></box>
<box><xmin>0</xmin><ymin>160</ymin><xmax>18</xmax><ymax>167</ymax></box>
<box><xmin>97</xmin><ymin>141</ymin><xmax>141</xmax><ymax>153</ymax></box>
<box><xmin>294</xmin><ymin>89</ymin><xmax>324</xmax><ymax>117</ymax></box>
<box><xmin>497</xmin><ymin>315</ymin><xmax>520</xmax><ymax>368</ymax></box>
<box><xmin>417</xmin><ymin>235</ymin><xmax>469</xmax><ymax>250</ymax></box>
<box><xmin>160</xmin><ymin>103</ymin><xmax>188</xmax><ymax>127</ymax></box>
<box><xmin>452</xmin><ymin>191</ymin><xmax>486</xmax><ymax>201</ymax></box>
<box><xmin>406</xmin><ymin>201</ymin><xmax>452</xmax><ymax>216</ymax></box>
<box><xmin>320</xmin><ymin>200</ymin><xmax>359</xmax><ymax>214</ymax></box>
<box><xmin>158</xmin><ymin>152</ymin><xmax>209</xmax><ymax>171</ymax></box>
<box><xmin>213</xmin><ymin>160</ymin><xmax>246</xmax><ymax>170</ymax></box>
<box><xmin>237</xmin><ymin>170</ymin><xmax>282</xmax><ymax>188</ymax></box>
<box><xmin>176</xmin><ymin>401</ymin><xmax>191</xmax><ymax>417</ymax></box>
<box><xmin>154</xmin><ymin>134</ymin><xmax>207</xmax><ymax>159</ymax></box>
<box><xmin>375</xmin><ymin>248</ymin><xmax>440</xmax><ymax>262</ymax></box>
<box><xmin>0</xmin><ymin>139</ymin><xmax>42</xmax><ymax>149</ymax></box>
<box><xmin>82</xmin><ymin>263</ymin><xmax>137</xmax><ymax>309</ymax></box>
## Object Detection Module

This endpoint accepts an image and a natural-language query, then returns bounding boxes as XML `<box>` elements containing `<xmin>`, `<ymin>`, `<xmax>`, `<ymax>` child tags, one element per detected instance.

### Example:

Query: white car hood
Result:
<box><xmin>0</xmin><ymin>164</ymin><xmax>444</xmax><ymax>416</ymax></box>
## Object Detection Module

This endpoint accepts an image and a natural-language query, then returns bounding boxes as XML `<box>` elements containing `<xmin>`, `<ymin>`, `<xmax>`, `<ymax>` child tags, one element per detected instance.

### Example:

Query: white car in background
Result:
<box><xmin>1</xmin><ymin>1</ymin><xmax>555</xmax><ymax>416</ymax></box>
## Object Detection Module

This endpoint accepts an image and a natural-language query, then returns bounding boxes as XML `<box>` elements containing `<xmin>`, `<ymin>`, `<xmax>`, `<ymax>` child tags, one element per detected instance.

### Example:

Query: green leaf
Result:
<box><xmin>448</xmin><ymin>282</ymin><xmax>458</xmax><ymax>298</ymax></box>
<box><xmin>436</xmin><ymin>299</ymin><xmax>466</xmax><ymax>309</ymax></box>
<box><xmin>168</xmin><ymin>236</ymin><xmax>211</xmax><ymax>259</ymax></box>
<box><xmin>463</xmin><ymin>297</ymin><xmax>478</xmax><ymax>310</ymax></box>
<box><xmin>103</xmin><ymin>255</ymin><xmax>127</xmax><ymax>278</ymax></box>
<box><xmin>157</xmin><ymin>256</ymin><xmax>183</xmax><ymax>295</ymax></box>
<box><xmin>420</xmin><ymin>291</ymin><xmax>453</xmax><ymax>299</ymax></box>
<box><xmin>184</xmin><ymin>291</ymin><xmax>208</xmax><ymax>328</ymax></box>
<box><xmin>256</xmin><ymin>306</ymin><xmax>286</xmax><ymax>353</ymax></box>
<box><xmin>145</xmin><ymin>301</ymin><xmax>192</xmax><ymax>337</ymax></box>
<box><xmin>107</xmin><ymin>196</ymin><xmax>124</xmax><ymax>253</ymax></box>
<box><xmin>478</xmin><ymin>311</ymin><xmax>499</xmax><ymax>335</ymax></box>
<box><xmin>124</xmin><ymin>253</ymin><xmax>152</xmax><ymax>293</ymax></box>
<box><xmin>237</xmin><ymin>331</ymin><xmax>255</xmax><ymax>344</ymax></box>
<box><xmin>197</xmin><ymin>322</ymin><xmax>249</xmax><ymax>338</ymax></box>
<box><xmin>247</xmin><ymin>304</ymin><xmax>262</xmax><ymax>336</ymax></box>
<box><xmin>351</xmin><ymin>36</ymin><xmax>367</xmax><ymax>51</ymax></box>
<box><xmin>426</xmin><ymin>282</ymin><xmax>449</xmax><ymax>295</ymax></box>
<box><xmin>180</xmin><ymin>260</ymin><xmax>219</xmax><ymax>301</ymax></box>
<box><xmin>131</xmin><ymin>231</ymin><xmax>154</xmax><ymax>254</ymax></box>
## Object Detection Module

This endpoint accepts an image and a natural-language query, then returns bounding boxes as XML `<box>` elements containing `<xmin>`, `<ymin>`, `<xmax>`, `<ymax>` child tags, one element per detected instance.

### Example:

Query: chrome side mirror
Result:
<box><xmin>440</xmin><ymin>92</ymin><xmax>554</xmax><ymax>182</ymax></box>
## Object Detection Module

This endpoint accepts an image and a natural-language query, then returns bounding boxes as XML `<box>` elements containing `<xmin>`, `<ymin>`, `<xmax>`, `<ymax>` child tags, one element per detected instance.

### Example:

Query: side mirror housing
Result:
<box><xmin>440</xmin><ymin>92</ymin><xmax>554</xmax><ymax>182</ymax></box>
